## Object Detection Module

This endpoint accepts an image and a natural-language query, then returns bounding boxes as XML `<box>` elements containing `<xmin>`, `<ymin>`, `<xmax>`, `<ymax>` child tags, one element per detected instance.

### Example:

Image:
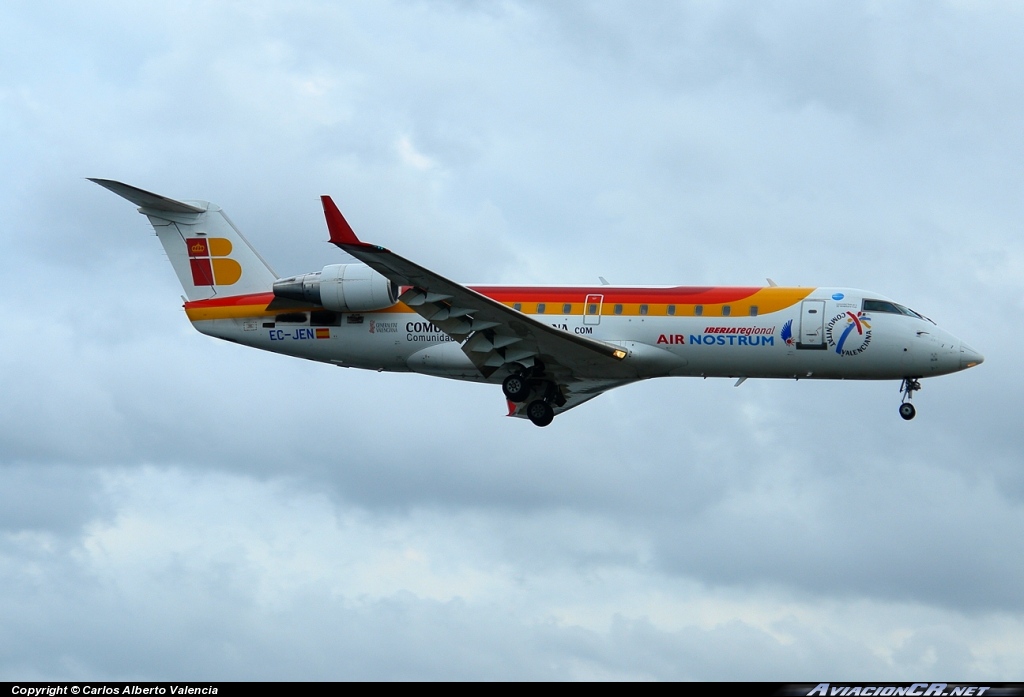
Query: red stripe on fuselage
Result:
<box><xmin>185</xmin><ymin>292</ymin><xmax>276</xmax><ymax>309</ymax></box>
<box><xmin>185</xmin><ymin>286</ymin><xmax>763</xmax><ymax>311</ymax></box>
<box><xmin>465</xmin><ymin>286</ymin><xmax>762</xmax><ymax>305</ymax></box>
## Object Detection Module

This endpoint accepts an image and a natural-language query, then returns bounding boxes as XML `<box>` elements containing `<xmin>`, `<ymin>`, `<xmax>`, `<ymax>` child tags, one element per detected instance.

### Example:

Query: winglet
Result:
<box><xmin>321</xmin><ymin>195</ymin><xmax>368</xmax><ymax>247</ymax></box>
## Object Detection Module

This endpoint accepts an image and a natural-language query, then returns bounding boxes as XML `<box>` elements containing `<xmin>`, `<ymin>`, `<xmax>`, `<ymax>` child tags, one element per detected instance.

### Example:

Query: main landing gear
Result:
<box><xmin>501</xmin><ymin>373</ymin><xmax>532</xmax><ymax>402</ymax></box>
<box><xmin>899</xmin><ymin>377</ymin><xmax>922</xmax><ymax>421</ymax></box>
<box><xmin>502</xmin><ymin>363</ymin><xmax>564</xmax><ymax>427</ymax></box>
<box><xmin>526</xmin><ymin>399</ymin><xmax>555</xmax><ymax>428</ymax></box>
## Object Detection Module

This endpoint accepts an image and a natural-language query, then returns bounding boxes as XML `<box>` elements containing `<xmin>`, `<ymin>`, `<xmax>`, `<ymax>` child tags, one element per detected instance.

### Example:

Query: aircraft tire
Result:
<box><xmin>526</xmin><ymin>400</ymin><xmax>554</xmax><ymax>427</ymax></box>
<box><xmin>899</xmin><ymin>403</ymin><xmax>916</xmax><ymax>420</ymax></box>
<box><xmin>502</xmin><ymin>374</ymin><xmax>531</xmax><ymax>402</ymax></box>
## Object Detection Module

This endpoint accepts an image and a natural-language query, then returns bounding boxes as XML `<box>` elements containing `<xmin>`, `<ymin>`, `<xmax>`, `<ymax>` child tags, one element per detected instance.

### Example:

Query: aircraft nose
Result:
<box><xmin>960</xmin><ymin>342</ymin><xmax>985</xmax><ymax>369</ymax></box>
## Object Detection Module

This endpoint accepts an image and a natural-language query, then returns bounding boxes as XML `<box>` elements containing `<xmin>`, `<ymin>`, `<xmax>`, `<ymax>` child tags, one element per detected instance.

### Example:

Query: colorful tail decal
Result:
<box><xmin>186</xmin><ymin>236</ymin><xmax>242</xmax><ymax>286</ymax></box>
<box><xmin>91</xmin><ymin>179</ymin><xmax>277</xmax><ymax>301</ymax></box>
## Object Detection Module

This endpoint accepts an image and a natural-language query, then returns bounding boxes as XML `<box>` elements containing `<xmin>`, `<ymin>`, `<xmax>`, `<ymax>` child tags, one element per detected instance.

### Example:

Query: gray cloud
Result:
<box><xmin>1</xmin><ymin>468</ymin><xmax>1019</xmax><ymax>680</ymax></box>
<box><xmin>1</xmin><ymin>0</ymin><xmax>1021</xmax><ymax>680</ymax></box>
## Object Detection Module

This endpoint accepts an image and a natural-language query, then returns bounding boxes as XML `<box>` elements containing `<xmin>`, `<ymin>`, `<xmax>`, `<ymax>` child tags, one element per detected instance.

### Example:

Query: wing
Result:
<box><xmin>320</xmin><ymin>196</ymin><xmax>638</xmax><ymax>411</ymax></box>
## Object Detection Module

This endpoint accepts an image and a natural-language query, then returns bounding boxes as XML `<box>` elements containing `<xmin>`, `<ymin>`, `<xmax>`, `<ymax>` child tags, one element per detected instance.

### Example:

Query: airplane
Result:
<box><xmin>91</xmin><ymin>178</ymin><xmax>984</xmax><ymax>427</ymax></box>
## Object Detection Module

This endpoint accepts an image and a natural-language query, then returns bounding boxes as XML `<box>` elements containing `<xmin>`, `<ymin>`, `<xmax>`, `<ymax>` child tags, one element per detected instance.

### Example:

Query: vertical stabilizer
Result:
<box><xmin>91</xmin><ymin>179</ymin><xmax>277</xmax><ymax>301</ymax></box>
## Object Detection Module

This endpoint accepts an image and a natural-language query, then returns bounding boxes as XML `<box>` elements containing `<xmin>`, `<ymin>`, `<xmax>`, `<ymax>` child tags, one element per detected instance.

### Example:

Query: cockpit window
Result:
<box><xmin>863</xmin><ymin>299</ymin><xmax>927</xmax><ymax>320</ymax></box>
<box><xmin>863</xmin><ymin>299</ymin><xmax>900</xmax><ymax>314</ymax></box>
<box><xmin>895</xmin><ymin>304</ymin><xmax>924</xmax><ymax>319</ymax></box>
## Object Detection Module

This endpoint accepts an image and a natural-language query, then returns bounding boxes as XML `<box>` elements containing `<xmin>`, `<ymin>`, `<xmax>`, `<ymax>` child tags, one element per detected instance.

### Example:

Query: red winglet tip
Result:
<box><xmin>320</xmin><ymin>195</ymin><xmax>362</xmax><ymax>246</ymax></box>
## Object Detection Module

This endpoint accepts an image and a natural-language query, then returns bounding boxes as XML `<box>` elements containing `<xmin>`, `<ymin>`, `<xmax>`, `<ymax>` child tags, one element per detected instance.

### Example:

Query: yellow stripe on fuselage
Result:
<box><xmin>502</xmin><ymin>288</ymin><xmax>815</xmax><ymax>318</ymax></box>
<box><xmin>184</xmin><ymin>287</ymin><xmax>815</xmax><ymax>322</ymax></box>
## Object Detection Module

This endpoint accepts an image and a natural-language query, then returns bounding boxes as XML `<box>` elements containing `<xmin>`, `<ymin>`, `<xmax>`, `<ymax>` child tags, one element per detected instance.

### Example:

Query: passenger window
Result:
<box><xmin>667</xmin><ymin>305</ymin><xmax>676</xmax><ymax>316</ymax></box>
<box><xmin>695</xmin><ymin>305</ymin><xmax>703</xmax><ymax>316</ymax></box>
<box><xmin>722</xmin><ymin>306</ymin><xmax>731</xmax><ymax>317</ymax></box>
<box><xmin>563</xmin><ymin>303</ymin><xmax>572</xmax><ymax>314</ymax></box>
<box><xmin>639</xmin><ymin>304</ymin><xmax>648</xmax><ymax>315</ymax></box>
<box><xmin>749</xmin><ymin>306</ymin><xmax>758</xmax><ymax>317</ymax></box>
<box><xmin>587</xmin><ymin>303</ymin><xmax>597</xmax><ymax>315</ymax></box>
<box><xmin>513</xmin><ymin>303</ymin><xmax>522</xmax><ymax>311</ymax></box>
<box><xmin>537</xmin><ymin>303</ymin><xmax>546</xmax><ymax>314</ymax></box>
<box><xmin>614</xmin><ymin>304</ymin><xmax>623</xmax><ymax>315</ymax></box>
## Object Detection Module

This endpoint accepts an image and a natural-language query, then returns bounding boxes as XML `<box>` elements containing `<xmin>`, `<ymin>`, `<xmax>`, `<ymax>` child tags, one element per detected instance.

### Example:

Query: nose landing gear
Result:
<box><xmin>899</xmin><ymin>377</ymin><xmax>921</xmax><ymax>420</ymax></box>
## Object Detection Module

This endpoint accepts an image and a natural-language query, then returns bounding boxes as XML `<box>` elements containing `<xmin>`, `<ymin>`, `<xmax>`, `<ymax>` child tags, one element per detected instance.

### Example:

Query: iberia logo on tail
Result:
<box><xmin>186</xmin><ymin>237</ymin><xmax>242</xmax><ymax>286</ymax></box>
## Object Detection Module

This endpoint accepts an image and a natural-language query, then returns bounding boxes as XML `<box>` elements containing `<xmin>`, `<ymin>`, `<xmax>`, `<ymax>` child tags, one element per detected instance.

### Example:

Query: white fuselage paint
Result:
<box><xmin>193</xmin><ymin>286</ymin><xmax>969</xmax><ymax>384</ymax></box>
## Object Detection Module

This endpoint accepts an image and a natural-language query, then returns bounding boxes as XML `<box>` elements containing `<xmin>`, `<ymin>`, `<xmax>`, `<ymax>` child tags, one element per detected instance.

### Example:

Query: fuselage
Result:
<box><xmin>184</xmin><ymin>284</ymin><xmax>982</xmax><ymax>384</ymax></box>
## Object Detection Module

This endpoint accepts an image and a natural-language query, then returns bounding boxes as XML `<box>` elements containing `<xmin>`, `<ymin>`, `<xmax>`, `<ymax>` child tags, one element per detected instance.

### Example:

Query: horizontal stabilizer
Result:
<box><xmin>89</xmin><ymin>178</ymin><xmax>205</xmax><ymax>214</ymax></box>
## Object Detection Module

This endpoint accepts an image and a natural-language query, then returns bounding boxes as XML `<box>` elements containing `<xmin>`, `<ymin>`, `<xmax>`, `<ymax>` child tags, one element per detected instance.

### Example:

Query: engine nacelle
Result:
<box><xmin>273</xmin><ymin>264</ymin><xmax>398</xmax><ymax>312</ymax></box>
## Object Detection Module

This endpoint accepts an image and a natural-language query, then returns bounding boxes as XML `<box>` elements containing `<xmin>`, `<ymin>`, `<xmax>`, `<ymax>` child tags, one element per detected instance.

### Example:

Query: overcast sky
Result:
<box><xmin>1</xmin><ymin>0</ymin><xmax>1022</xmax><ymax>681</ymax></box>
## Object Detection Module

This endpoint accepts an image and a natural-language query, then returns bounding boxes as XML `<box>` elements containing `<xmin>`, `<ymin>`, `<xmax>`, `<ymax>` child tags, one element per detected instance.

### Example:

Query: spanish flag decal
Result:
<box><xmin>315</xmin><ymin>328</ymin><xmax>330</xmax><ymax>339</ymax></box>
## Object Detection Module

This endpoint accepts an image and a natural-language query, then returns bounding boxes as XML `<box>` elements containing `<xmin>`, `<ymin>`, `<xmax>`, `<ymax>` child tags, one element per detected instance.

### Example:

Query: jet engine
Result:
<box><xmin>272</xmin><ymin>264</ymin><xmax>398</xmax><ymax>312</ymax></box>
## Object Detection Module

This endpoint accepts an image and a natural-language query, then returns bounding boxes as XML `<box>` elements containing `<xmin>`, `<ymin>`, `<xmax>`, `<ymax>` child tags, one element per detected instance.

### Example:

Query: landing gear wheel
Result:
<box><xmin>502</xmin><ymin>374</ymin><xmax>531</xmax><ymax>402</ymax></box>
<box><xmin>898</xmin><ymin>377</ymin><xmax>922</xmax><ymax>421</ymax></box>
<box><xmin>526</xmin><ymin>399</ymin><xmax>554</xmax><ymax>427</ymax></box>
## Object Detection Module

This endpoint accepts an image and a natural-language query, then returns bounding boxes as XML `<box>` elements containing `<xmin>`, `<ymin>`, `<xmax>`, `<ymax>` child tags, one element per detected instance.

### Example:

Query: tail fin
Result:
<box><xmin>91</xmin><ymin>179</ymin><xmax>277</xmax><ymax>301</ymax></box>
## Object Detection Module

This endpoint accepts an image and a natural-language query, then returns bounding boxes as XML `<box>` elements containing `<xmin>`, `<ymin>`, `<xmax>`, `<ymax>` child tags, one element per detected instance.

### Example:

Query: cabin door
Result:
<box><xmin>798</xmin><ymin>300</ymin><xmax>826</xmax><ymax>349</ymax></box>
<box><xmin>583</xmin><ymin>294</ymin><xmax>603</xmax><ymax>325</ymax></box>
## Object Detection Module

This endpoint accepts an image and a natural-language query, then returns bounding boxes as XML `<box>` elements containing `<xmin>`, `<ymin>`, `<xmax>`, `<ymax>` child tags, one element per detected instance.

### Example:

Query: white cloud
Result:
<box><xmin>396</xmin><ymin>134</ymin><xmax>436</xmax><ymax>171</ymax></box>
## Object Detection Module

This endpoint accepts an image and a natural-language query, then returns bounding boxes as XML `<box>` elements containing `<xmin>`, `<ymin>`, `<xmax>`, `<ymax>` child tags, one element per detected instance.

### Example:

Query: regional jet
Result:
<box><xmin>92</xmin><ymin>179</ymin><xmax>983</xmax><ymax>426</ymax></box>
